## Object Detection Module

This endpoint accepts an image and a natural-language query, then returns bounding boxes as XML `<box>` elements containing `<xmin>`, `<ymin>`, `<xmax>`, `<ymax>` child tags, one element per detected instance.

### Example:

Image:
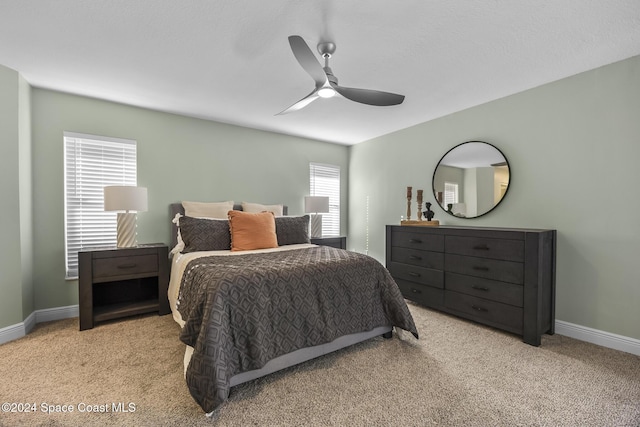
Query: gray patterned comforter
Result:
<box><xmin>177</xmin><ymin>245</ymin><xmax>418</xmax><ymax>413</ymax></box>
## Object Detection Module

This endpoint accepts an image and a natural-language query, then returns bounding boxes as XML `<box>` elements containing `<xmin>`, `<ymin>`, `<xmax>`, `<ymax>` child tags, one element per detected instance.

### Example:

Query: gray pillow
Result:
<box><xmin>275</xmin><ymin>215</ymin><xmax>310</xmax><ymax>246</ymax></box>
<box><xmin>180</xmin><ymin>216</ymin><xmax>231</xmax><ymax>253</ymax></box>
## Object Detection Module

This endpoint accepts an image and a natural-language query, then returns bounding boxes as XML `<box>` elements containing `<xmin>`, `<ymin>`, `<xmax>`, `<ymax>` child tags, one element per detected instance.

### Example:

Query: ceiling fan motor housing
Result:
<box><xmin>317</xmin><ymin>41</ymin><xmax>336</xmax><ymax>58</ymax></box>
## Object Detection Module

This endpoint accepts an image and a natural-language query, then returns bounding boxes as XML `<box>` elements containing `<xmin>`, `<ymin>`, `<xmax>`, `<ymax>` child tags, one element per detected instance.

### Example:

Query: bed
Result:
<box><xmin>168</xmin><ymin>202</ymin><xmax>419</xmax><ymax>414</ymax></box>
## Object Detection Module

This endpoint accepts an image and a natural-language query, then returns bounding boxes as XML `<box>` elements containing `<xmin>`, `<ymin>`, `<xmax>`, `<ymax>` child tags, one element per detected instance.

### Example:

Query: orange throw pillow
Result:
<box><xmin>228</xmin><ymin>210</ymin><xmax>278</xmax><ymax>251</ymax></box>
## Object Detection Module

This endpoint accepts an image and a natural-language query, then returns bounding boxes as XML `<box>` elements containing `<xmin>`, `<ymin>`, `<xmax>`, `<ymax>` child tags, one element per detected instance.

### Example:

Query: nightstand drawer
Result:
<box><xmin>93</xmin><ymin>254</ymin><xmax>158</xmax><ymax>279</ymax></box>
<box><xmin>311</xmin><ymin>236</ymin><xmax>346</xmax><ymax>249</ymax></box>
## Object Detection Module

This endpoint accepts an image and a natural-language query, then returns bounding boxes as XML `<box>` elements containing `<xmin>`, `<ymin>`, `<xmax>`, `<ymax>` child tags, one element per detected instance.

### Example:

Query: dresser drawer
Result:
<box><xmin>390</xmin><ymin>247</ymin><xmax>444</xmax><ymax>270</ymax></box>
<box><xmin>445</xmin><ymin>291</ymin><xmax>523</xmax><ymax>333</ymax></box>
<box><xmin>445</xmin><ymin>254</ymin><xmax>523</xmax><ymax>284</ymax></box>
<box><xmin>396</xmin><ymin>279</ymin><xmax>444</xmax><ymax>308</ymax></box>
<box><xmin>93</xmin><ymin>254</ymin><xmax>159</xmax><ymax>279</ymax></box>
<box><xmin>391</xmin><ymin>231</ymin><xmax>444</xmax><ymax>252</ymax></box>
<box><xmin>445</xmin><ymin>272</ymin><xmax>523</xmax><ymax>307</ymax></box>
<box><xmin>445</xmin><ymin>236</ymin><xmax>524</xmax><ymax>262</ymax></box>
<box><xmin>388</xmin><ymin>262</ymin><xmax>444</xmax><ymax>289</ymax></box>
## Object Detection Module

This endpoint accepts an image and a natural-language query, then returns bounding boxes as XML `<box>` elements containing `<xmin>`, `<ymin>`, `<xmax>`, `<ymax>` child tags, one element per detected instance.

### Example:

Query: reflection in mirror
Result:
<box><xmin>432</xmin><ymin>141</ymin><xmax>510</xmax><ymax>218</ymax></box>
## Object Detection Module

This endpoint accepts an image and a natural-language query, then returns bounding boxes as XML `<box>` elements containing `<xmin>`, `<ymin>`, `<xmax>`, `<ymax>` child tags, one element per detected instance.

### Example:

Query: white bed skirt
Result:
<box><xmin>183</xmin><ymin>325</ymin><xmax>393</xmax><ymax>387</ymax></box>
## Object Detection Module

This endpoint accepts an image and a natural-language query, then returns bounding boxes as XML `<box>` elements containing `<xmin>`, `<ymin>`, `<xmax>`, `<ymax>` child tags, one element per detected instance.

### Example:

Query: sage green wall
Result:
<box><xmin>31</xmin><ymin>89</ymin><xmax>348</xmax><ymax>312</ymax></box>
<box><xmin>19</xmin><ymin>74</ymin><xmax>34</xmax><ymax>319</ymax></box>
<box><xmin>349</xmin><ymin>55</ymin><xmax>640</xmax><ymax>340</ymax></box>
<box><xmin>0</xmin><ymin>65</ymin><xmax>22</xmax><ymax>326</ymax></box>
<box><xmin>0</xmin><ymin>65</ymin><xmax>31</xmax><ymax>327</ymax></box>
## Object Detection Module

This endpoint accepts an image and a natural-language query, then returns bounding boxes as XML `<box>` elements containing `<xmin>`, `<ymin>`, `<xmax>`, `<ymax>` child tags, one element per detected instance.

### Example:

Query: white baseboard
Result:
<box><xmin>0</xmin><ymin>305</ymin><xmax>79</xmax><ymax>346</ymax></box>
<box><xmin>35</xmin><ymin>304</ymin><xmax>79</xmax><ymax>323</ymax></box>
<box><xmin>0</xmin><ymin>322</ymin><xmax>27</xmax><ymax>345</ymax></box>
<box><xmin>23</xmin><ymin>311</ymin><xmax>36</xmax><ymax>335</ymax></box>
<box><xmin>555</xmin><ymin>320</ymin><xmax>640</xmax><ymax>356</ymax></box>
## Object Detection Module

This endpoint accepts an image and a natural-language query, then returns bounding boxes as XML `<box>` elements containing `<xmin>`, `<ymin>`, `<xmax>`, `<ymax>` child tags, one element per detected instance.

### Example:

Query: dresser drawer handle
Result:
<box><xmin>409</xmin><ymin>255</ymin><xmax>422</xmax><ymax>261</ymax></box>
<box><xmin>471</xmin><ymin>285</ymin><xmax>489</xmax><ymax>291</ymax></box>
<box><xmin>473</xmin><ymin>245</ymin><xmax>490</xmax><ymax>250</ymax></box>
<box><xmin>409</xmin><ymin>239</ymin><xmax>423</xmax><ymax>244</ymax></box>
<box><xmin>473</xmin><ymin>266</ymin><xmax>489</xmax><ymax>272</ymax></box>
<box><xmin>117</xmin><ymin>263</ymin><xmax>138</xmax><ymax>269</ymax></box>
<box><xmin>408</xmin><ymin>272</ymin><xmax>421</xmax><ymax>278</ymax></box>
<box><xmin>411</xmin><ymin>288</ymin><xmax>422</xmax><ymax>294</ymax></box>
<box><xmin>471</xmin><ymin>305</ymin><xmax>488</xmax><ymax>312</ymax></box>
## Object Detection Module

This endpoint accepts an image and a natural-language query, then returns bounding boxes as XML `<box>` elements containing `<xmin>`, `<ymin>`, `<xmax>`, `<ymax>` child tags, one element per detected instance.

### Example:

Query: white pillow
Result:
<box><xmin>242</xmin><ymin>202</ymin><xmax>283</xmax><ymax>216</ymax></box>
<box><xmin>170</xmin><ymin>213</ymin><xmax>185</xmax><ymax>256</ymax></box>
<box><xmin>182</xmin><ymin>200</ymin><xmax>234</xmax><ymax>219</ymax></box>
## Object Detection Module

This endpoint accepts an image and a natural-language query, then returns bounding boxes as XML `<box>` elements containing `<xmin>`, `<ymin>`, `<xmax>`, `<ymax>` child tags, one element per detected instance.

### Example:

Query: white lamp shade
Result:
<box><xmin>104</xmin><ymin>186</ymin><xmax>148</xmax><ymax>212</ymax></box>
<box><xmin>304</xmin><ymin>196</ymin><xmax>330</xmax><ymax>213</ymax></box>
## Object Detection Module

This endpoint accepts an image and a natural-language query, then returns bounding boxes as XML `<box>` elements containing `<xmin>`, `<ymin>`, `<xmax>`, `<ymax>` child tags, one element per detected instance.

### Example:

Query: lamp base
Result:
<box><xmin>116</xmin><ymin>212</ymin><xmax>137</xmax><ymax>248</ymax></box>
<box><xmin>310</xmin><ymin>214</ymin><xmax>323</xmax><ymax>238</ymax></box>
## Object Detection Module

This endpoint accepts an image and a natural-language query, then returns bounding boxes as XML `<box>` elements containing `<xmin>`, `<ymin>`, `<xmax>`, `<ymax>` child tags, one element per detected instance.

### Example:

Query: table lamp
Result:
<box><xmin>304</xmin><ymin>196</ymin><xmax>330</xmax><ymax>238</ymax></box>
<box><xmin>104</xmin><ymin>186</ymin><xmax>148</xmax><ymax>247</ymax></box>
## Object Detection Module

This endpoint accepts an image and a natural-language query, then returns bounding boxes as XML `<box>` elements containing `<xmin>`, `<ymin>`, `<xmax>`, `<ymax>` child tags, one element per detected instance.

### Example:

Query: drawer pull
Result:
<box><xmin>409</xmin><ymin>239</ymin><xmax>423</xmax><ymax>244</ymax></box>
<box><xmin>409</xmin><ymin>255</ymin><xmax>422</xmax><ymax>261</ymax></box>
<box><xmin>471</xmin><ymin>285</ymin><xmax>490</xmax><ymax>291</ymax></box>
<box><xmin>411</xmin><ymin>288</ymin><xmax>422</xmax><ymax>294</ymax></box>
<box><xmin>473</xmin><ymin>266</ymin><xmax>489</xmax><ymax>272</ymax></box>
<box><xmin>473</xmin><ymin>244</ymin><xmax>490</xmax><ymax>250</ymax></box>
<box><xmin>117</xmin><ymin>263</ymin><xmax>138</xmax><ymax>269</ymax></box>
<box><xmin>471</xmin><ymin>305</ymin><xmax>488</xmax><ymax>312</ymax></box>
<box><xmin>408</xmin><ymin>272</ymin><xmax>421</xmax><ymax>278</ymax></box>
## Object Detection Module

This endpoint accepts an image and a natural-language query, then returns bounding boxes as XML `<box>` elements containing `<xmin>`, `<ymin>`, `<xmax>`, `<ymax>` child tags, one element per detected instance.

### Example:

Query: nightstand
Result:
<box><xmin>78</xmin><ymin>244</ymin><xmax>170</xmax><ymax>331</ymax></box>
<box><xmin>311</xmin><ymin>236</ymin><xmax>347</xmax><ymax>249</ymax></box>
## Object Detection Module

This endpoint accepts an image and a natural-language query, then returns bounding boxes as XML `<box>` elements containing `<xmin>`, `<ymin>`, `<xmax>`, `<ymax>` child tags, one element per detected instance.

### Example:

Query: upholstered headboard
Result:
<box><xmin>169</xmin><ymin>202</ymin><xmax>288</xmax><ymax>250</ymax></box>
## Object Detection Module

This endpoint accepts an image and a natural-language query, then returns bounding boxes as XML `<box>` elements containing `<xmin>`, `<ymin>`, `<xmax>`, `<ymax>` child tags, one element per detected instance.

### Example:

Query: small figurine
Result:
<box><xmin>425</xmin><ymin>202</ymin><xmax>435</xmax><ymax>221</ymax></box>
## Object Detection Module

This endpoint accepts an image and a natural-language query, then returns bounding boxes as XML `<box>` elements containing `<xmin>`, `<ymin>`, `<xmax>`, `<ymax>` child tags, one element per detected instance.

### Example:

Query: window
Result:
<box><xmin>444</xmin><ymin>182</ymin><xmax>459</xmax><ymax>210</ymax></box>
<box><xmin>64</xmin><ymin>132</ymin><xmax>137</xmax><ymax>279</ymax></box>
<box><xmin>309</xmin><ymin>163</ymin><xmax>340</xmax><ymax>236</ymax></box>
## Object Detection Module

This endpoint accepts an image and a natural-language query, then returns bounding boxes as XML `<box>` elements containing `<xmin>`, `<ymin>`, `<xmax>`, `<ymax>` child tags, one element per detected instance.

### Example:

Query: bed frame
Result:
<box><xmin>168</xmin><ymin>202</ymin><xmax>392</xmax><ymax>408</ymax></box>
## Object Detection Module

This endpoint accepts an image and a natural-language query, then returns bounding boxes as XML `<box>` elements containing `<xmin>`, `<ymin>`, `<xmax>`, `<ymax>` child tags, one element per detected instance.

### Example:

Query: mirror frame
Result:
<box><xmin>432</xmin><ymin>140</ymin><xmax>511</xmax><ymax>219</ymax></box>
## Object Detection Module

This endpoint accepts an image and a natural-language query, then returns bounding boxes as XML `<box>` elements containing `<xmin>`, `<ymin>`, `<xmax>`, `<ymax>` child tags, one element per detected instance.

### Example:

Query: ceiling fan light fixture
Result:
<box><xmin>317</xmin><ymin>87</ymin><xmax>336</xmax><ymax>98</ymax></box>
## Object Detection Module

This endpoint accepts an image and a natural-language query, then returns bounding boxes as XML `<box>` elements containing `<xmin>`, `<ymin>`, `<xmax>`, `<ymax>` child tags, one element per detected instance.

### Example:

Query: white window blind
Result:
<box><xmin>64</xmin><ymin>132</ymin><xmax>137</xmax><ymax>279</ymax></box>
<box><xmin>309</xmin><ymin>163</ymin><xmax>340</xmax><ymax>236</ymax></box>
<box><xmin>444</xmin><ymin>182</ymin><xmax>459</xmax><ymax>210</ymax></box>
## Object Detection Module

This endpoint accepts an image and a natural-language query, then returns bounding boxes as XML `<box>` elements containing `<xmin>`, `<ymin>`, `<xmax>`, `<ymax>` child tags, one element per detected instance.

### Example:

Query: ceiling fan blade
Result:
<box><xmin>276</xmin><ymin>90</ymin><xmax>320</xmax><ymax>115</ymax></box>
<box><xmin>333</xmin><ymin>85</ymin><xmax>405</xmax><ymax>106</ymax></box>
<box><xmin>288</xmin><ymin>35</ymin><xmax>327</xmax><ymax>87</ymax></box>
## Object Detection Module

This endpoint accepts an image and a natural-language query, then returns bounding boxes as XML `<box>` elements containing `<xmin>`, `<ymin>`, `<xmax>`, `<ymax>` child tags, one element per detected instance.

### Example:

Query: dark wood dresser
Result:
<box><xmin>386</xmin><ymin>225</ymin><xmax>556</xmax><ymax>346</ymax></box>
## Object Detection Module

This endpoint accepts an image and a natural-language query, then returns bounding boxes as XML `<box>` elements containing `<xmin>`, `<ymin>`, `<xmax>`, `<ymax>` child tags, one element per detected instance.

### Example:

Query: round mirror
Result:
<box><xmin>432</xmin><ymin>141</ymin><xmax>510</xmax><ymax>218</ymax></box>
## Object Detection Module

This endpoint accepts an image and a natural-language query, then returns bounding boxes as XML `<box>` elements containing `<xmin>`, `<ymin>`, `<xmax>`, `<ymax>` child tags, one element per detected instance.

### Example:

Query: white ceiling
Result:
<box><xmin>1</xmin><ymin>1</ymin><xmax>639</xmax><ymax>145</ymax></box>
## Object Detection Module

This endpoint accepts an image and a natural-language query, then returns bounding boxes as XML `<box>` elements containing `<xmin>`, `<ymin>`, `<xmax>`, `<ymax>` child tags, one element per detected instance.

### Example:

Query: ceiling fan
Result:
<box><xmin>277</xmin><ymin>35</ymin><xmax>405</xmax><ymax>115</ymax></box>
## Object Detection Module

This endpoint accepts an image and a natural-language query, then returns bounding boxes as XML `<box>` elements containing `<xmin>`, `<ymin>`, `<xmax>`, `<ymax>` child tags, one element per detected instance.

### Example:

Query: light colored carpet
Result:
<box><xmin>1</xmin><ymin>302</ymin><xmax>638</xmax><ymax>426</ymax></box>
